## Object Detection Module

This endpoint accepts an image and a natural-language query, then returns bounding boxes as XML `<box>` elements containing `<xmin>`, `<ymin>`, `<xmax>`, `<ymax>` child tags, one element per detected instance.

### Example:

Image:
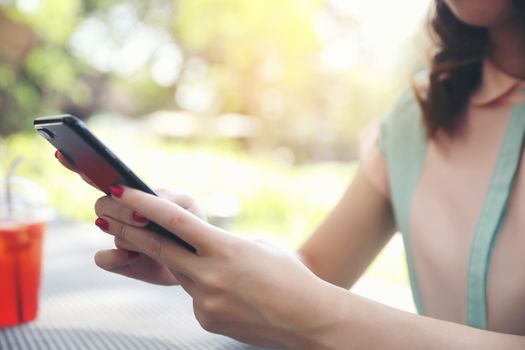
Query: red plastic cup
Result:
<box><xmin>0</xmin><ymin>222</ymin><xmax>46</xmax><ymax>326</ymax></box>
<box><xmin>0</xmin><ymin>176</ymin><xmax>51</xmax><ymax>327</ymax></box>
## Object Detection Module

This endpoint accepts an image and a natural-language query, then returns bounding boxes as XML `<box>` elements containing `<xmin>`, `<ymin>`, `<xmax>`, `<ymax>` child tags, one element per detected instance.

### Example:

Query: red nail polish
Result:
<box><xmin>54</xmin><ymin>150</ymin><xmax>60</xmax><ymax>159</ymax></box>
<box><xmin>109</xmin><ymin>185</ymin><xmax>124</xmax><ymax>198</ymax></box>
<box><xmin>95</xmin><ymin>218</ymin><xmax>109</xmax><ymax>230</ymax></box>
<box><xmin>132</xmin><ymin>212</ymin><xmax>148</xmax><ymax>223</ymax></box>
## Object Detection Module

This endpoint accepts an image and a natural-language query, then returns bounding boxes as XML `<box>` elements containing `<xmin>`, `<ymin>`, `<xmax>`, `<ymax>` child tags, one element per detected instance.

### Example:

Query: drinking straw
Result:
<box><xmin>6</xmin><ymin>156</ymin><xmax>22</xmax><ymax>217</ymax></box>
<box><xmin>6</xmin><ymin>156</ymin><xmax>24</xmax><ymax>323</ymax></box>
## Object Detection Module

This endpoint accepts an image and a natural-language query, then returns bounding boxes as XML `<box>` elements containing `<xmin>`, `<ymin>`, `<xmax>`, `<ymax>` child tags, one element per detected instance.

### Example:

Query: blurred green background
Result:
<box><xmin>0</xmin><ymin>1</ymin><xmax>430</xmax><ymax>292</ymax></box>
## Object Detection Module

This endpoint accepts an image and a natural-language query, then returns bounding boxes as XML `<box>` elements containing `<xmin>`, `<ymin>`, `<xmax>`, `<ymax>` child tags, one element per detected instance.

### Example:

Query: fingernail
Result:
<box><xmin>95</xmin><ymin>218</ymin><xmax>109</xmax><ymax>230</ymax></box>
<box><xmin>132</xmin><ymin>212</ymin><xmax>148</xmax><ymax>223</ymax></box>
<box><xmin>109</xmin><ymin>185</ymin><xmax>124</xmax><ymax>198</ymax></box>
<box><xmin>127</xmin><ymin>251</ymin><xmax>140</xmax><ymax>259</ymax></box>
<box><xmin>55</xmin><ymin>150</ymin><xmax>60</xmax><ymax>159</ymax></box>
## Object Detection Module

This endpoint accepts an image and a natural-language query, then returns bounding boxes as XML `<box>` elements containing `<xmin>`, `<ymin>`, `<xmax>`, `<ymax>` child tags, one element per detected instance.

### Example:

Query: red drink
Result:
<box><xmin>0</xmin><ymin>222</ymin><xmax>46</xmax><ymax>326</ymax></box>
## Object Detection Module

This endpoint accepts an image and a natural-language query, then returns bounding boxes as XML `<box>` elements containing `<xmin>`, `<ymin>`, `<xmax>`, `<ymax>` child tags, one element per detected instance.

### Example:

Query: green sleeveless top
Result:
<box><xmin>378</xmin><ymin>89</ymin><xmax>525</xmax><ymax>329</ymax></box>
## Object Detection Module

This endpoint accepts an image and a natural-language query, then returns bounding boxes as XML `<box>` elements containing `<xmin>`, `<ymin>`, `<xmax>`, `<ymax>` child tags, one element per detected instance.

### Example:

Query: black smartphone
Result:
<box><xmin>34</xmin><ymin>115</ymin><xmax>196</xmax><ymax>253</ymax></box>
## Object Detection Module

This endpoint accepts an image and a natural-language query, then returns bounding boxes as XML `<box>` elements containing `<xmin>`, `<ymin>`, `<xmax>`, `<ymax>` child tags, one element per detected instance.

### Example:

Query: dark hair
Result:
<box><xmin>416</xmin><ymin>0</ymin><xmax>488</xmax><ymax>137</ymax></box>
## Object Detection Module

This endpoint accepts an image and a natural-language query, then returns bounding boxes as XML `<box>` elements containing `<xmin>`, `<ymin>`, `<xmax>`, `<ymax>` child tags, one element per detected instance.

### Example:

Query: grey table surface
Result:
<box><xmin>0</xmin><ymin>222</ymin><xmax>263</xmax><ymax>350</ymax></box>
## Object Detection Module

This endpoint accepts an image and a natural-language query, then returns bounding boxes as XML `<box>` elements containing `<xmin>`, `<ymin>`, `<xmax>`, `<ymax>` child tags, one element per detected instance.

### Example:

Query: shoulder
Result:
<box><xmin>378</xmin><ymin>87</ymin><xmax>424</xmax><ymax>157</ymax></box>
<box><xmin>358</xmin><ymin>85</ymin><xmax>426</xmax><ymax>200</ymax></box>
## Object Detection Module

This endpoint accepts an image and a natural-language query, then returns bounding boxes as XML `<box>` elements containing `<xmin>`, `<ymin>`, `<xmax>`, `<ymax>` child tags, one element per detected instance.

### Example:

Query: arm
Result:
<box><xmin>90</xmin><ymin>185</ymin><xmax>525</xmax><ymax>349</ymax></box>
<box><xmin>299</xmin><ymin>166</ymin><xmax>396</xmax><ymax>288</ymax></box>
<box><xmin>58</xmin><ymin>146</ymin><xmax>394</xmax><ymax>290</ymax></box>
<box><xmin>313</xmin><ymin>285</ymin><xmax>525</xmax><ymax>350</ymax></box>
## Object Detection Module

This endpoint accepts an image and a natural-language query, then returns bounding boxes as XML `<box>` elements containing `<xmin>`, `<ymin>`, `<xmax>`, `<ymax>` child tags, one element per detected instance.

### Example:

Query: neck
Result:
<box><xmin>488</xmin><ymin>18</ymin><xmax>525</xmax><ymax>80</ymax></box>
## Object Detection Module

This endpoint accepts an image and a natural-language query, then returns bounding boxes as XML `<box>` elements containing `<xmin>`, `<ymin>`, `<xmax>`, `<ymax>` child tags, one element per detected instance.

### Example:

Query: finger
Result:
<box><xmin>79</xmin><ymin>173</ymin><xmax>102</xmax><ymax>191</ymax></box>
<box><xmin>94</xmin><ymin>248</ymin><xmax>140</xmax><ymax>270</ymax></box>
<box><xmin>56</xmin><ymin>151</ymin><xmax>102</xmax><ymax>190</ymax></box>
<box><xmin>95</xmin><ymin>196</ymin><xmax>149</xmax><ymax>227</ymax></box>
<box><xmin>109</xmin><ymin>186</ymin><xmax>227</xmax><ymax>250</ymax></box>
<box><xmin>156</xmin><ymin>189</ymin><xmax>206</xmax><ymax>219</ymax></box>
<box><xmin>170</xmin><ymin>269</ymin><xmax>198</xmax><ymax>296</ymax></box>
<box><xmin>114</xmin><ymin>235</ymin><xmax>139</xmax><ymax>251</ymax></box>
<box><xmin>55</xmin><ymin>150</ymin><xmax>78</xmax><ymax>172</ymax></box>
<box><xmin>94</xmin><ymin>249</ymin><xmax>180</xmax><ymax>286</ymax></box>
<box><xmin>95</xmin><ymin>216</ymin><xmax>201</xmax><ymax>278</ymax></box>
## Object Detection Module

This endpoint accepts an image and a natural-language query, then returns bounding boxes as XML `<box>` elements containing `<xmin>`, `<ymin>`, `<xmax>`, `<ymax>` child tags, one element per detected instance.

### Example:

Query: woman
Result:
<box><xmin>56</xmin><ymin>0</ymin><xmax>525</xmax><ymax>348</ymax></box>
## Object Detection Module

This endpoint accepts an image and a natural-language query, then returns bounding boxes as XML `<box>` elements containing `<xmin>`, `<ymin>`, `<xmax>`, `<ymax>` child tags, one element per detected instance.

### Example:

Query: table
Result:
<box><xmin>0</xmin><ymin>222</ymin><xmax>262</xmax><ymax>350</ymax></box>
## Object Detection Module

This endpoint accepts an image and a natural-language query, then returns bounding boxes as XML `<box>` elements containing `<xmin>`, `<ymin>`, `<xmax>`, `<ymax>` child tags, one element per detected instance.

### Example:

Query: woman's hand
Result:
<box><xmin>54</xmin><ymin>150</ymin><xmax>206</xmax><ymax>286</ymax></box>
<box><xmin>93</xmin><ymin>188</ymin><xmax>205</xmax><ymax>286</ymax></box>
<box><xmin>94</xmin><ymin>185</ymin><xmax>340</xmax><ymax>349</ymax></box>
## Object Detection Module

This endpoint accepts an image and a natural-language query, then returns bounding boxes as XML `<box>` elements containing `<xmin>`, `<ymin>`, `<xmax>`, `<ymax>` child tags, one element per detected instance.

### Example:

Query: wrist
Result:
<box><xmin>285</xmin><ymin>280</ymin><xmax>353</xmax><ymax>350</ymax></box>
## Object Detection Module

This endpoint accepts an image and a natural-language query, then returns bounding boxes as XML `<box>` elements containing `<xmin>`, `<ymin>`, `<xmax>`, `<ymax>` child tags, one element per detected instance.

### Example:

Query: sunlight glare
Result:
<box><xmin>329</xmin><ymin>0</ymin><xmax>432</xmax><ymax>70</ymax></box>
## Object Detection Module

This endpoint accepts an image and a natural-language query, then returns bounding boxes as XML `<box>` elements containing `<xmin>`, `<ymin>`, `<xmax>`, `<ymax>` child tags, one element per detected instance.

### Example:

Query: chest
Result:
<box><xmin>408</xmin><ymin>104</ymin><xmax>525</xmax><ymax>334</ymax></box>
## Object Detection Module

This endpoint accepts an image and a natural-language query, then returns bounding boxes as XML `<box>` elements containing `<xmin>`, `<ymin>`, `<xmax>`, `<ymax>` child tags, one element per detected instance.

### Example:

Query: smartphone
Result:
<box><xmin>34</xmin><ymin>115</ymin><xmax>196</xmax><ymax>253</ymax></box>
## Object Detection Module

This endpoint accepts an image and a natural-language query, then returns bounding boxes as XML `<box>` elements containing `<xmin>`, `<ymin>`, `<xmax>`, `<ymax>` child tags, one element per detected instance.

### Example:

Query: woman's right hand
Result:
<box><xmin>54</xmin><ymin>150</ymin><xmax>205</xmax><ymax>286</ymax></box>
<box><xmin>92</xmin><ymin>187</ymin><xmax>205</xmax><ymax>286</ymax></box>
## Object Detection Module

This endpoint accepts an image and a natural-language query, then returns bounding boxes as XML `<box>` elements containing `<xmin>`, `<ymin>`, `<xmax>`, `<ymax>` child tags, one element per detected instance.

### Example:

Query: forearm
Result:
<box><xmin>302</xmin><ymin>283</ymin><xmax>525</xmax><ymax>350</ymax></box>
<box><xmin>297</xmin><ymin>169</ymin><xmax>396</xmax><ymax>289</ymax></box>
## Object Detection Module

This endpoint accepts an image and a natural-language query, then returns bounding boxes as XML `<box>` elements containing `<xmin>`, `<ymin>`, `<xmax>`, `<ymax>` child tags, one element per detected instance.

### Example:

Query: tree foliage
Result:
<box><xmin>0</xmin><ymin>0</ymin><xmax>418</xmax><ymax>161</ymax></box>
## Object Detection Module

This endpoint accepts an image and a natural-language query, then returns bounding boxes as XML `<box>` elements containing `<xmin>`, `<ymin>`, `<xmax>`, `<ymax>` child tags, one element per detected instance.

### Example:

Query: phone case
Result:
<box><xmin>34</xmin><ymin>115</ymin><xmax>196</xmax><ymax>253</ymax></box>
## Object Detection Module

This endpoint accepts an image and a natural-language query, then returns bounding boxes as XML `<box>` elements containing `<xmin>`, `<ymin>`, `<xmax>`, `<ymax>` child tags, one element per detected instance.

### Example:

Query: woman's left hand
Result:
<box><xmin>94</xmin><ymin>185</ymin><xmax>341</xmax><ymax>349</ymax></box>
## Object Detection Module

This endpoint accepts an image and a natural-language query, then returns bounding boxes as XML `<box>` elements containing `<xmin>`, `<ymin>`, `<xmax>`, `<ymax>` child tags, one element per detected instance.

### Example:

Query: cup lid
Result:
<box><xmin>0</xmin><ymin>176</ymin><xmax>54</xmax><ymax>225</ymax></box>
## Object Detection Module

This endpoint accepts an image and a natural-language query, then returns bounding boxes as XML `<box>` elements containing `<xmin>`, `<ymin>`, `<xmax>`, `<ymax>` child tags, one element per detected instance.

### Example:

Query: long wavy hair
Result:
<box><xmin>416</xmin><ymin>0</ymin><xmax>489</xmax><ymax>137</ymax></box>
